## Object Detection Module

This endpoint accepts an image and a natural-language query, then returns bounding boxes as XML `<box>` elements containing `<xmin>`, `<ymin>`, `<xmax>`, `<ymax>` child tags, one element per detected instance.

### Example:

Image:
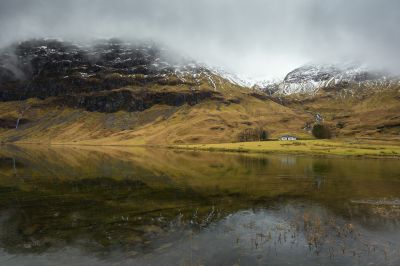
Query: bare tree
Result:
<box><xmin>15</xmin><ymin>103</ymin><xmax>31</xmax><ymax>129</ymax></box>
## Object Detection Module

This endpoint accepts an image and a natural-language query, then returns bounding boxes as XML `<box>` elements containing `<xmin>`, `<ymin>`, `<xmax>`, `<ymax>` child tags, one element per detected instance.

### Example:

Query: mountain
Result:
<box><xmin>0</xmin><ymin>38</ymin><xmax>227</xmax><ymax>111</ymax></box>
<box><xmin>0</xmin><ymin>39</ymin><xmax>399</xmax><ymax>144</ymax></box>
<box><xmin>258</xmin><ymin>63</ymin><xmax>400</xmax><ymax>139</ymax></box>
<box><xmin>0</xmin><ymin>39</ymin><xmax>310</xmax><ymax>144</ymax></box>
<box><xmin>262</xmin><ymin>62</ymin><xmax>399</xmax><ymax>96</ymax></box>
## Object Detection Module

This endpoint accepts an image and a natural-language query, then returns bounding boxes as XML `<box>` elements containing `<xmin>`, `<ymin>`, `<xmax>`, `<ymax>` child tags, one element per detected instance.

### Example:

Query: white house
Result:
<box><xmin>280</xmin><ymin>135</ymin><xmax>297</xmax><ymax>141</ymax></box>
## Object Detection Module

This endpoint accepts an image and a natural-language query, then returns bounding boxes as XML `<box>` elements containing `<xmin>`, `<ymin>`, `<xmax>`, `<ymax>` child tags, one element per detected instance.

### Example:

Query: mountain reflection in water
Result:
<box><xmin>0</xmin><ymin>145</ymin><xmax>399</xmax><ymax>266</ymax></box>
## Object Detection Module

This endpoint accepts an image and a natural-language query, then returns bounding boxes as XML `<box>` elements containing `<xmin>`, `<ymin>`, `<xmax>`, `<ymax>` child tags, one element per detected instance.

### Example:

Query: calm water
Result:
<box><xmin>0</xmin><ymin>145</ymin><xmax>399</xmax><ymax>266</ymax></box>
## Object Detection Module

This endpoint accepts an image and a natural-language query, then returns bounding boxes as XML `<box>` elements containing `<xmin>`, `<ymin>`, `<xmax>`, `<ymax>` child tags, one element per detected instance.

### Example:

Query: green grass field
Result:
<box><xmin>174</xmin><ymin>139</ymin><xmax>400</xmax><ymax>158</ymax></box>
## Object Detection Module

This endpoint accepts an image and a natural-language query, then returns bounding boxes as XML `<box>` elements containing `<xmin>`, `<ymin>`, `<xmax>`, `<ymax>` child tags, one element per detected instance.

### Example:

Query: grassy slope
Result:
<box><xmin>1</xmin><ymin>78</ymin><xmax>399</xmax><ymax>146</ymax></box>
<box><xmin>283</xmin><ymin>85</ymin><xmax>400</xmax><ymax>139</ymax></box>
<box><xmin>75</xmin><ymin>93</ymin><xmax>311</xmax><ymax>145</ymax></box>
<box><xmin>0</xmin><ymin>77</ymin><xmax>312</xmax><ymax>145</ymax></box>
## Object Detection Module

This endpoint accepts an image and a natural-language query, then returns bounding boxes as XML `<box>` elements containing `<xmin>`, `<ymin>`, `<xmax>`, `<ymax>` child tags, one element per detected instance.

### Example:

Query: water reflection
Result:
<box><xmin>0</xmin><ymin>145</ymin><xmax>399</xmax><ymax>265</ymax></box>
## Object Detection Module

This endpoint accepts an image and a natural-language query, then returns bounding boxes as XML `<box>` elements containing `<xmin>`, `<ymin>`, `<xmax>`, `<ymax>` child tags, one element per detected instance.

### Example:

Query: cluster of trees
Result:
<box><xmin>238</xmin><ymin>128</ymin><xmax>269</xmax><ymax>142</ymax></box>
<box><xmin>312</xmin><ymin>124</ymin><xmax>332</xmax><ymax>139</ymax></box>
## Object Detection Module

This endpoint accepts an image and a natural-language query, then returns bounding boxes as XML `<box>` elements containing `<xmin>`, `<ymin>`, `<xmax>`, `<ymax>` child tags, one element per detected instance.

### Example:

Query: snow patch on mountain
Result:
<box><xmin>257</xmin><ymin>62</ymin><xmax>400</xmax><ymax>96</ymax></box>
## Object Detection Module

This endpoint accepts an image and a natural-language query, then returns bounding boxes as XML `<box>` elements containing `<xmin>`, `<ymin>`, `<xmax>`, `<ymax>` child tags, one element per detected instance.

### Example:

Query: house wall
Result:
<box><xmin>280</xmin><ymin>136</ymin><xmax>297</xmax><ymax>141</ymax></box>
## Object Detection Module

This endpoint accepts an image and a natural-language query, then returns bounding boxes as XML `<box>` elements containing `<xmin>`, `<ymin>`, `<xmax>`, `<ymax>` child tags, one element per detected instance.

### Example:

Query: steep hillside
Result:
<box><xmin>260</xmin><ymin>63</ymin><xmax>400</xmax><ymax>140</ymax></box>
<box><xmin>0</xmin><ymin>39</ymin><xmax>311</xmax><ymax>144</ymax></box>
<box><xmin>278</xmin><ymin>85</ymin><xmax>400</xmax><ymax>139</ymax></box>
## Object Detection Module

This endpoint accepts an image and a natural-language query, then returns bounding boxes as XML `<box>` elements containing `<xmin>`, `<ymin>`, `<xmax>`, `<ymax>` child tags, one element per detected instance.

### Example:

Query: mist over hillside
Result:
<box><xmin>1</xmin><ymin>0</ymin><xmax>400</xmax><ymax>80</ymax></box>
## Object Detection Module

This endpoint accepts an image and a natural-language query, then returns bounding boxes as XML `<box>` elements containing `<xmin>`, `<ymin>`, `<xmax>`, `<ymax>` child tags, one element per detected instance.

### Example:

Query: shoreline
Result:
<box><xmin>169</xmin><ymin>146</ymin><xmax>400</xmax><ymax>160</ymax></box>
<box><xmin>1</xmin><ymin>139</ymin><xmax>400</xmax><ymax>160</ymax></box>
<box><xmin>170</xmin><ymin>139</ymin><xmax>400</xmax><ymax>160</ymax></box>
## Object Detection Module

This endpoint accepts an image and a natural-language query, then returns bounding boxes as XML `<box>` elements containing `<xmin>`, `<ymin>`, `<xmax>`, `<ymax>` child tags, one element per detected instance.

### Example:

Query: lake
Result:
<box><xmin>0</xmin><ymin>145</ymin><xmax>399</xmax><ymax>266</ymax></box>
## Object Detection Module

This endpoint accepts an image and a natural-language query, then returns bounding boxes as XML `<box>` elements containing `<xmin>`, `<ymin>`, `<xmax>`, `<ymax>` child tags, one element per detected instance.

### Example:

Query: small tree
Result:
<box><xmin>312</xmin><ymin>124</ymin><xmax>331</xmax><ymax>139</ymax></box>
<box><xmin>260</xmin><ymin>130</ymin><xmax>268</xmax><ymax>141</ymax></box>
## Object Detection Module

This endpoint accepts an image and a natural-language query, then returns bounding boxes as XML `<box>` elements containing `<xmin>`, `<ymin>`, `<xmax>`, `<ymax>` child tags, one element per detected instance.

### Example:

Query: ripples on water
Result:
<box><xmin>0</xmin><ymin>145</ymin><xmax>399</xmax><ymax>265</ymax></box>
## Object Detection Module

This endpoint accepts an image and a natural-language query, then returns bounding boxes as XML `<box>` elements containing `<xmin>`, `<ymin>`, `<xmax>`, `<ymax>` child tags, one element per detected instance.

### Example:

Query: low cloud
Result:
<box><xmin>1</xmin><ymin>0</ymin><xmax>399</xmax><ymax>78</ymax></box>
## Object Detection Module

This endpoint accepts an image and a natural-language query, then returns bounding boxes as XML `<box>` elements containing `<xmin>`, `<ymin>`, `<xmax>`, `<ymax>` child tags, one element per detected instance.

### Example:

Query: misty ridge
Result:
<box><xmin>0</xmin><ymin>37</ymin><xmax>399</xmax><ymax>92</ymax></box>
<box><xmin>0</xmin><ymin>38</ymin><xmax>199</xmax><ymax>83</ymax></box>
<box><xmin>0</xmin><ymin>0</ymin><xmax>400</xmax><ymax>80</ymax></box>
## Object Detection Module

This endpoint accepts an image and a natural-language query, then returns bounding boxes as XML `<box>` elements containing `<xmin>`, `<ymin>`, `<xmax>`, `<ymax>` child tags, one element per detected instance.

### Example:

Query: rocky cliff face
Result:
<box><xmin>0</xmin><ymin>39</ymin><xmax>225</xmax><ymax>112</ymax></box>
<box><xmin>59</xmin><ymin>89</ymin><xmax>221</xmax><ymax>113</ymax></box>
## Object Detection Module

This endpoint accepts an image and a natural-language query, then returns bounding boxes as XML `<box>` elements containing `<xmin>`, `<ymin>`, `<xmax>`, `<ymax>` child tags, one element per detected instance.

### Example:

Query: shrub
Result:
<box><xmin>239</xmin><ymin>128</ymin><xmax>269</xmax><ymax>142</ymax></box>
<box><xmin>336</xmin><ymin>122</ymin><xmax>345</xmax><ymax>129</ymax></box>
<box><xmin>312</xmin><ymin>124</ymin><xmax>332</xmax><ymax>139</ymax></box>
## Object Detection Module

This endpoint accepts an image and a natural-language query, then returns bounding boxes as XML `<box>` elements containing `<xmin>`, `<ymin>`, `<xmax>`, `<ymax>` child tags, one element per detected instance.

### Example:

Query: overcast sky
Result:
<box><xmin>0</xmin><ymin>0</ymin><xmax>399</xmax><ymax>79</ymax></box>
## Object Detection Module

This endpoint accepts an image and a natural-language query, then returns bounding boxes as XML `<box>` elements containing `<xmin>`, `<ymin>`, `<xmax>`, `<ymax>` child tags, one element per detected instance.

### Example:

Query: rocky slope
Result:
<box><xmin>0</xmin><ymin>39</ymin><xmax>229</xmax><ymax>111</ymax></box>
<box><xmin>262</xmin><ymin>63</ymin><xmax>400</xmax><ymax>96</ymax></box>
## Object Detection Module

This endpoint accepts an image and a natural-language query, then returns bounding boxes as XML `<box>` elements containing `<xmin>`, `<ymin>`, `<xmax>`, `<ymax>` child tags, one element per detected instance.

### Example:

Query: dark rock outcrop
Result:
<box><xmin>57</xmin><ymin>90</ymin><xmax>222</xmax><ymax>113</ymax></box>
